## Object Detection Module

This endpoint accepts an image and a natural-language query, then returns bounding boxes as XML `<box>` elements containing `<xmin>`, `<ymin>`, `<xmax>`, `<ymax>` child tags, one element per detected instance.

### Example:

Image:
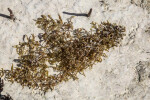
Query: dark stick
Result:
<box><xmin>63</xmin><ymin>8</ymin><xmax>92</xmax><ymax>17</ymax></box>
<box><xmin>87</xmin><ymin>8</ymin><xmax>92</xmax><ymax>17</ymax></box>
<box><xmin>63</xmin><ymin>12</ymin><xmax>88</xmax><ymax>17</ymax></box>
<box><xmin>0</xmin><ymin>13</ymin><xmax>11</xmax><ymax>19</ymax></box>
<box><xmin>8</xmin><ymin>8</ymin><xmax>15</xmax><ymax>21</ymax></box>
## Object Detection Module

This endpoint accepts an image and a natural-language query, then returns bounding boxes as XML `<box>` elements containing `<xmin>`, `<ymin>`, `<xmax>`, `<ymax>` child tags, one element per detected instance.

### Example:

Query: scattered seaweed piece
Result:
<box><xmin>0</xmin><ymin>14</ymin><xmax>125</xmax><ymax>93</ymax></box>
<box><xmin>0</xmin><ymin>78</ymin><xmax>3</xmax><ymax>93</ymax></box>
<box><xmin>0</xmin><ymin>78</ymin><xmax>13</xmax><ymax>100</ymax></box>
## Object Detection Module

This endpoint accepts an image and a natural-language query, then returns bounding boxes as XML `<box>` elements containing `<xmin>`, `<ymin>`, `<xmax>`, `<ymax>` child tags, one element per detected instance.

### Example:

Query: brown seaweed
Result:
<box><xmin>0</xmin><ymin>78</ymin><xmax>13</xmax><ymax>100</ymax></box>
<box><xmin>0</xmin><ymin>14</ymin><xmax>125</xmax><ymax>93</ymax></box>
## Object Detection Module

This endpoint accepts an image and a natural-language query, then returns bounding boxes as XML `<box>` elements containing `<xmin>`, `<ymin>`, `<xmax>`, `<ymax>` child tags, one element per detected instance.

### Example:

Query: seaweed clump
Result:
<box><xmin>0</xmin><ymin>14</ymin><xmax>125</xmax><ymax>93</ymax></box>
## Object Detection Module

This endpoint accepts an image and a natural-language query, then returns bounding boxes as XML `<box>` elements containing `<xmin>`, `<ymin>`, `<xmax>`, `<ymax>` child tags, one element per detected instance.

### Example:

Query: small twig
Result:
<box><xmin>63</xmin><ymin>8</ymin><xmax>92</xmax><ymax>17</ymax></box>
<box><xmin>7</xmin><ymin>8</ymin><xmax>15</xmax><ymax>21</ymax></box>
<box><xmin>87</xmin><ymin>8</ymin><xmax>92</xmax><ymax>17</ymax></box>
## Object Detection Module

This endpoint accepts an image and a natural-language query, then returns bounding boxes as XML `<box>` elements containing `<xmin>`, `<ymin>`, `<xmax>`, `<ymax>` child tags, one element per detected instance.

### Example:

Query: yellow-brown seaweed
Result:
<box><xmin>0</xmin><ymin>14</ymin><xmax>125</xmax><ymax>93</ymax></box>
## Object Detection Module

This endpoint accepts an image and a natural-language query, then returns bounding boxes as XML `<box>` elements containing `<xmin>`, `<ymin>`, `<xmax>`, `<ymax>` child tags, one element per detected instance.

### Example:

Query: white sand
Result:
<box><xmin>0</xmin><ymin>0</ymin><xmax>150</xmax><ymax>100</ymax></box>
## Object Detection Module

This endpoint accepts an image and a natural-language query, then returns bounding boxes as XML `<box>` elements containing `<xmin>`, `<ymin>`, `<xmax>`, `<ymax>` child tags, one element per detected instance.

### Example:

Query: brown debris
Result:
<box><xmin>87</xmin><ymin>8</ymin><xmax>92</xmax><ymax>17</ymax></box>
<box><xmin>0</xmin><ymin>78</ymin><xmax>13</xmax><ymax>100</ymax></box>
<box><xmin>0</xmin><ymin>14</ymin><xmax>125</xmax><ymax>93</ymax></box>
<box><xmin>7</xmin><ymin>8</ymin><xmax>15</xmax><ymax>21</ymax></box>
